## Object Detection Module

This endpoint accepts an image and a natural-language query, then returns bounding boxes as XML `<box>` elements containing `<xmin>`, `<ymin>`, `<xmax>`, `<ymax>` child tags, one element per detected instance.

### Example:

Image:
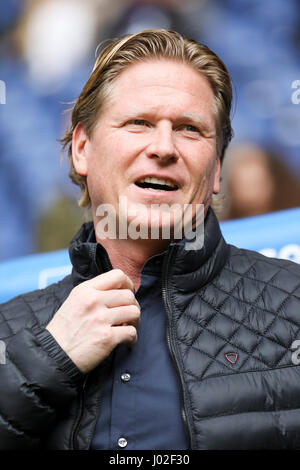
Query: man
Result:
<box><xmin>1</xmin><ymin>29</ymin><xmax>300</xmax><ymax>450</ymax></box>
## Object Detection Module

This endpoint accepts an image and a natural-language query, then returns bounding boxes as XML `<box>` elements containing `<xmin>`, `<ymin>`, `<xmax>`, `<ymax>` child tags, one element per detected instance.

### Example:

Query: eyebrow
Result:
<box><xmin>120</xmin><ymin>111</ymin><xmax>209</xmax><ymax>123</ymax></box>
<box><xmin>181</xmin><ymin>112</ymin><xmax>203</xmax><ymax>121</ymax></box>
<box><xmin>180</xmin><ymin>112</ymin><xmax>211</xmax><ymax>126</ymax></box>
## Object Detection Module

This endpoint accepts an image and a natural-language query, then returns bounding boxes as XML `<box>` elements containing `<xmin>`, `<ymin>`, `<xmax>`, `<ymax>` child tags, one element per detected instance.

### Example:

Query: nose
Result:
<box><xmin>145</xmin><ymin>122</ymin><xmax>178</xmax><ymax>163</ymax></box>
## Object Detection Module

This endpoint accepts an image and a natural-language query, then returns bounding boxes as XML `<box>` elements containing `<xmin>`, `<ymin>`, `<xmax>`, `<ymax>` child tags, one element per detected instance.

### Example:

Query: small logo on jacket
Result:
<box><xmin>291</xmin><ymin>340</ymin><xmax>300</xmax><ymax>365</ymax></box>
<box><xmin>225</xmin><ymin>352</ymin><xmax>238</xmax><ymax>365</ymax></box>
<box><xmin>0</xmin><ymin>340</ymin><xmax>6</xmax><ymax>365</ymax></box>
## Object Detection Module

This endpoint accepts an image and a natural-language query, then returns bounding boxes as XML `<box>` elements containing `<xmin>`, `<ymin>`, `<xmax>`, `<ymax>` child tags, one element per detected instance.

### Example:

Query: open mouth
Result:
<box><xmin>135</xmin><ymin>176</ymin><xmax>178</xmax><ymax>191</ymax></box>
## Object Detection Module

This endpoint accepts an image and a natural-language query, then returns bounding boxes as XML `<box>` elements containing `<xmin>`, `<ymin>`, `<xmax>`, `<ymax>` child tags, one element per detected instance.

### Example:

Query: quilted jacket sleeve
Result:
<box><xmin>0</xmin><ymin>318</ymin><xmax>84</xmax><ymax>449</ymax></box>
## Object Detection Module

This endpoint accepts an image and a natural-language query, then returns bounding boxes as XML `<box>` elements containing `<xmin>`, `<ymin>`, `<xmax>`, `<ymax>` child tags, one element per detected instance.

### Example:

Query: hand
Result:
<box><xmin>46</xmin><ymin>269</ymin><xmax>140</xmax><ymax>373</ymax></box>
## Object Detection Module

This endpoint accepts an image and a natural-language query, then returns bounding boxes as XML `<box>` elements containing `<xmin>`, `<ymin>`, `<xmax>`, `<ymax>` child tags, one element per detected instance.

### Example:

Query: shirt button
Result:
<box><xmin>118</xmin><ymin>437</ymin><xmax>128</xmax><ymax>448</ymax></box>
<box><xmin>121</xmin><ymin>372</ymin><xmax>131</xmax><ymax>383</ymax></box>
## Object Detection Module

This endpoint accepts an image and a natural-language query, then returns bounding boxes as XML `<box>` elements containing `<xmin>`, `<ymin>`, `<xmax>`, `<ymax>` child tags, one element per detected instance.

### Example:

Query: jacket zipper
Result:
<box><xmin>162</xmin><ymin>244</ymin><xmax>196</xmax><ymax>450</ymax></box>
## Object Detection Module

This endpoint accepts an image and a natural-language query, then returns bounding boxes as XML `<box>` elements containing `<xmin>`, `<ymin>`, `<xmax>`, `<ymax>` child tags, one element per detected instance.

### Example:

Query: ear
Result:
<box><xmin>72</xmin><ymin>122</ymin><xmax>89</xmax><ymax>176</ymax></box>
<box><xmin>213</xmin><ymin>156</ymin><xmax>221</xmax><ymax>195</ymax></box>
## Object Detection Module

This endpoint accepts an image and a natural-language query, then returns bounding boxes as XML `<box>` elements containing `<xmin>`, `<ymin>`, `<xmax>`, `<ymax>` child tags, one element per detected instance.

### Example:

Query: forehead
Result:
<box><xmin>104</xmin><ymin>59</ymin><xmax>215</xmax><ymax>118</ymax></box>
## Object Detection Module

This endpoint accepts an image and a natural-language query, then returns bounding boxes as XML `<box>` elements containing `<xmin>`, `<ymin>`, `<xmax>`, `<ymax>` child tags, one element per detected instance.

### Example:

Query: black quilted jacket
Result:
<box><xmin>1</xmin><ymin>208</ymin><xmax>300</xmax><ymax>450</ymax></box>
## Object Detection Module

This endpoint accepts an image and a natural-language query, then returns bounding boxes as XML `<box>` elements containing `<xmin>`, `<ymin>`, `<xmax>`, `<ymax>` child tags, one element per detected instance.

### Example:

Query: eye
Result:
<box><xmin>125</xmin><ymin>119</ymin><xmax>150</xmax><ymax>131</ymax></box>
<box><xmin>129</xmin><ymin>119</ymin><xmax>147</xmax><ymax>126</ymax></box>
<box><xmin>182</xmin><ymin>124</ymin><xmax>200</xmax><ymax>133</ymax></box>
<box><xmin>176</xmin><ymin>123</ymin><xmax>201</xmax><ymax>138</ymax></box>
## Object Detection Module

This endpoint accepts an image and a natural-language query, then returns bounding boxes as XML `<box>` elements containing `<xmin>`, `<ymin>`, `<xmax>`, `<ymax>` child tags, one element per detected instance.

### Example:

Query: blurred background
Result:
<box><xmin>0</xmin><ymin>0</ymin><xmax>300</xmax><ymax>261</ymax></box>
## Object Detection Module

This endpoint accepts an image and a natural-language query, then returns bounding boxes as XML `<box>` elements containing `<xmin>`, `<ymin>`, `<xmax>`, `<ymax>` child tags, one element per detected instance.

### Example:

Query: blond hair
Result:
<box><xmin>61</xmin><ymin>29</ymin><xmax>233</xmax><ymax>207</ymax></box>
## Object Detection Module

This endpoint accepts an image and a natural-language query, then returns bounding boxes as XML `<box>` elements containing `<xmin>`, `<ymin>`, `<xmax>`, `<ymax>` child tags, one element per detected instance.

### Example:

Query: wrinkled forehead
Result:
<box><xmin>99</xmin><ymin>59</ymin><xmax>217</xmax><ymax>121</ymax></box>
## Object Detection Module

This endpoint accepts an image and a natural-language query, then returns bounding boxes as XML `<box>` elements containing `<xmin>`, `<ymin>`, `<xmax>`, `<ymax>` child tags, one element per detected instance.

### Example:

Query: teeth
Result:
<box><xmin>138</xmin><ymin>176</ymin><xmax>177</xmax><ymax>188</ymax></box>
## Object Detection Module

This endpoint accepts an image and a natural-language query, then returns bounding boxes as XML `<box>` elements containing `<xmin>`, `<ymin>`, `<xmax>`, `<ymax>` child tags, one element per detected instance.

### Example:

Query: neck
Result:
<box><xmin>97</xmin><ymin>236</ymin><xmax>171</xmax><ymax>291</ymax></box>
<box><xmin>92</xmin><ymin>204</ymin><xmax>210</xmax><ymax>290</ymax></box>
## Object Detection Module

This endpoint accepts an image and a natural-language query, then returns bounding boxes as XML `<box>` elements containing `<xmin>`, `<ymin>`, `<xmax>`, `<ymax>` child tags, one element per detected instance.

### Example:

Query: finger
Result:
<box><xmin>88</xmin><ymin>269</ymin><xmax>135</xmax><ymax>292</ymax></box>
<box><xmin>108</xmin><ymin>305</ymin><xmax>141</xmax><ymax>328</ymax></box>
<box><xmin>102</xmin><ymin>289</ymin><xmax>140</xmax><ymax>308</ymax></box>
<box><xmin>111</xmin><ymin>325</ymin><xmax>138</xmax><ymax>348</ymax></box>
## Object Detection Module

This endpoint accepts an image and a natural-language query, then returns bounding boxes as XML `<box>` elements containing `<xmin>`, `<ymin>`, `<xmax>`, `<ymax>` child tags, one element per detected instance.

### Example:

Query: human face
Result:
<box><xmin>72</xmin><ymin>59</ymin><xmax>221</xmax><ymax>239</ymax></box>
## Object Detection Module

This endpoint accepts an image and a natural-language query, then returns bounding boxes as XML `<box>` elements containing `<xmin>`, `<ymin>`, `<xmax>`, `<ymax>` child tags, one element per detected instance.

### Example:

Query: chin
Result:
<box><xmin>126</xmin><ymin>210</ymin><xmax>186</xmax><ymax>242</ymax></box>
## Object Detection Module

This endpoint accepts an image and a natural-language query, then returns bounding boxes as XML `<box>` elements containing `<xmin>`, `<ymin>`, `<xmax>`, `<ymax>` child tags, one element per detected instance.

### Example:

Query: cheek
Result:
<box><xmin>191</xmin><ymin>156</ymin><xmax>217</xmax><ymax>185</ymax></box>
<box><xmin>188</xmin><ymin>157</ymin><xmax>219</xmax><ymax>201</ymax></box>
<box><xmin>87</xmin><ymin>139</ymin><xmax>114</xmax><ymax>174</ymax></box>
<box><xmin>93</xmin><ymin>134</ymin><xmax>136</xmax><ymax>168</ymax></box>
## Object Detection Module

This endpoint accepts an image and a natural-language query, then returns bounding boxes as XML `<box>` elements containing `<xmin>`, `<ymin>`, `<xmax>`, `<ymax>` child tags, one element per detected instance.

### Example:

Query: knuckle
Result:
<box><xmin>113</xmin><ymin>269</ymin><xmax>133</xmax><ymax>289</ymax></box>
<box><xmin>113</xmin><ymin>269</ymin><xmax>128</xmax><ymax>288</ymax></box>
<box><xmin>84</xmin><ymin>291</ymin><xmax>98</xmax><ymax>309</ymax></box>
<box><xmin>125</xmin><ymin>289</ymin><xmax>135</xmax><ymax>303</ymax></box>
<box><xmin>131</xmin><ymin>304</ymin><xmax>141</xmax><ymax>318</ymax></box>
<box><xmin>114</xmin><ymin>268</ymin><xmax>126</xmax><ymax>279</ymax></box>
<box><xmin>82</xmin><ymin>290</ymin><xmax>105</xmax><ymax>312</ymax></box>
<box><xmin>128</xmin><ymin>325</ymin><xmax>137</xmax><ymax>341</ymax></box>
<box><xmin>100</xmin><ymin>326</ymin><xmax>113</xmax><ymax>346</ymax></box>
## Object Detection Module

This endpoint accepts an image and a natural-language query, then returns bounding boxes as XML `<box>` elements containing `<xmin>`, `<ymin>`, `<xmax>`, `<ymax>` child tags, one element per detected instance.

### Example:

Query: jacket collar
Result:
<box><xmin>69</xmin><ymin>222</ymin><xmax>112</xmax><ymax>286</ymax></box>
<box><xmin>69</xmin><ymin>207</ymin><xmax>229</xmax><ymax>288</ymax></box>
<box><xmin>167</xmin><ymin>207</ymin><xmax>230</xmax><ymax>291</ymax></box>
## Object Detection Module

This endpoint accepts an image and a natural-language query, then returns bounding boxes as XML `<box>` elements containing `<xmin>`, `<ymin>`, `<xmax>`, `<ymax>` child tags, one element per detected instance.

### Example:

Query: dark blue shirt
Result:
<box><xmin>91</xmin><ymin>251</ymin><xmax>188</xmax><ymax>450</ymax></box>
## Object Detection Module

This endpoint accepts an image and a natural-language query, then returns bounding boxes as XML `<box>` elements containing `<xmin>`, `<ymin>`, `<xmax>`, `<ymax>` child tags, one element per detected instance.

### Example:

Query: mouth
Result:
<box><xmin>134</xmin><ymin>176</ymin><xmax>179</xmax><ymax>192</ymax></box>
